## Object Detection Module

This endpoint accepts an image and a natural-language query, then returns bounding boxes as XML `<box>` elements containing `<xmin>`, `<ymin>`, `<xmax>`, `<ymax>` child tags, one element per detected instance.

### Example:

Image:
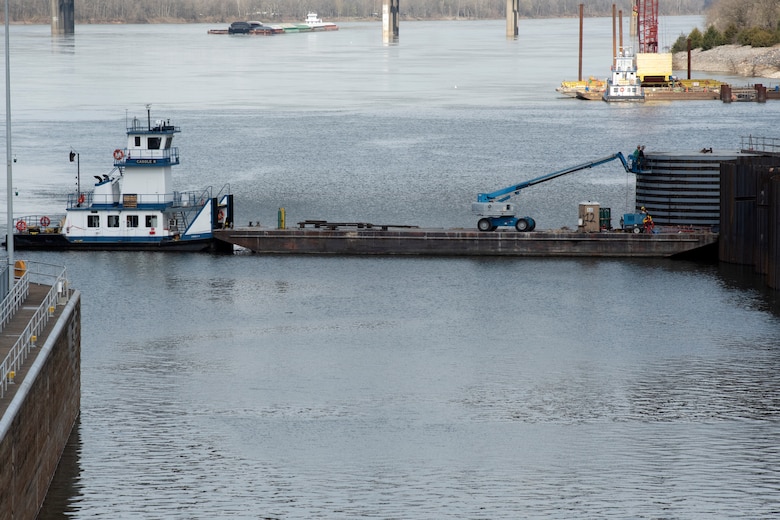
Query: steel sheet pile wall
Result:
<box><xmin>768</xmin><ymin>173</ymin><xmax>780</xmax><ymax>289</ymax></box>
<box><xmin>719</xmin><ymin>156</ymin><xmax>780</xmax><ymax>289</ymax></box>
<box><xmin>637</xmin><ymin>152</ymin><xmax>741</xmax><ymax>227</ymax></box>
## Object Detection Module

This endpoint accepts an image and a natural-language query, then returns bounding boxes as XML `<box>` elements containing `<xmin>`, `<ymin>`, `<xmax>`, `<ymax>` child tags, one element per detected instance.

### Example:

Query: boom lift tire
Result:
<box><xmin>515</xmin><ymin>218</ymin><xmax>530</xmax><ymax>232</ymax></box>
<box><xmin>477</xmin><ymin>218</ymin><xmax>493</xmax><ymax>232</ymax></box>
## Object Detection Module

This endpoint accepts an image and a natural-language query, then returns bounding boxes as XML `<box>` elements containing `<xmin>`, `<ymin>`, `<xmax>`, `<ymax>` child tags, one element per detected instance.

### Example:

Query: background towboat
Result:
<box><xmin>9</xmin><ymin>109</ymin><xmax>233</xmax><ymax>252</ymax></box>
<box><xmin>603</xmin><ymin>48</ymin><xmax>645</xmax><ymax>102</ymax></box>
<box><xmin>208</xmin><ymin>13</ymin><xmax>338</xmax><ymax>35</ymax></box>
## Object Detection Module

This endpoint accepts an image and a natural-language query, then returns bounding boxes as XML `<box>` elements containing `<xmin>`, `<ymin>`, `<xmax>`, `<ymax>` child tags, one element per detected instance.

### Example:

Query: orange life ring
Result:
<box><xmin>15</xmin><ymin>220</ymin><xmax>26</xmax><ymax>232</ymax></box>
<box><xmin>40</xmin><ymin>216</ymin><xmax>50</xmax><ymax>227</ymax></box>
<box><xmin>78</xmin><ymin>194</ymin><xmax>85</xmax><ymax>204</ymax></box>
<box><xmin>113</xmin><ymin>149</ymin><xmax>125</xmax><ymax>161</ymax></box>
<box><xmin>619</xmin><ymin>87</ymin><xmax>624</xmax><ymax>93</ymax></box>
<box><xmin>217</xmin><ymin>209</ymin><xmax>225</xmax><ymax>221</ymax></box>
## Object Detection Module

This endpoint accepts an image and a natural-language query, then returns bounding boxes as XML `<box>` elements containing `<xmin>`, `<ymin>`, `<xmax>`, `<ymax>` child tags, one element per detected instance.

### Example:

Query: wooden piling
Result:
<box><xmin>721</xmin><ymin>84</ymin><xmax>732</xmax><ymax>103</ymax></box>
<box><xmin>756</xmin><ymin>84</ymin><xmax>767</xmax><ymax>103</ymax></box>
<box><xmin>611</xmin><ymin>4</ymin><xmax>616</xmax><ymax>67</ymax></box>
<box><xmin>578</xmin><ymin>4</ymin><xmax>583</xmax><ymax>81</ymax></box>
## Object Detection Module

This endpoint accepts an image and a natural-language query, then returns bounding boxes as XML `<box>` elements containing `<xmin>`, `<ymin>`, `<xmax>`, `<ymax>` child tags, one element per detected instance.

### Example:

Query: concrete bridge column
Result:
<box><xmin>51</xmin><ymin>0</ymin><xmax>75</xmax><ymax>35</ymax></box>
<box><xmin>382</xmin><ymin>0</ymin><xmax>399</xmax><ymax>43</ymax></box>
<box><xmin>506</xmin><ymin>0</ymin><xmax>519</xmax><ymax>38</ymax></box>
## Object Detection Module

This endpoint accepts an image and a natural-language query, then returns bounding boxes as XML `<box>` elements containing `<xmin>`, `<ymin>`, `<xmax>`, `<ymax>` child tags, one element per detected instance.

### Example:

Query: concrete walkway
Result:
<box><xmin>0</xmin><ymin>283</ymin><xmax>63</xmax><ymax>413</ymax></box>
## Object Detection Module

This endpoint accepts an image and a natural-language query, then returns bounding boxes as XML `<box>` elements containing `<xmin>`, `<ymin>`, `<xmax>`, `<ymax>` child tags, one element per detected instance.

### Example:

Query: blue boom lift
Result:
<box><xmin>472</xmin><ymin>152</ymin><xmax>633</xmax><ymax>232</ymax></box>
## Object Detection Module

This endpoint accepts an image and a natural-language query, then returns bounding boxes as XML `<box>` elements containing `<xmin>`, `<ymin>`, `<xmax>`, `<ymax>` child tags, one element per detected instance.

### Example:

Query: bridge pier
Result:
<box><xmin>382</xmin><ymin>0</ymin><xmax>399</xmax><ymax>43</ymax></box>
<box><xmin>506</xmin><ymin>0</ymin><xmax>519</xmax><ymax>38</ymax></box>
<box><xmin>381</xmin><ymin>0</ymin><xmax>518</xmax><ymax>40</ymax></box>
<box><xmin>50</xmin><ymin>0</ymin><xmax>75</xmax><ymax>35</ymax></box>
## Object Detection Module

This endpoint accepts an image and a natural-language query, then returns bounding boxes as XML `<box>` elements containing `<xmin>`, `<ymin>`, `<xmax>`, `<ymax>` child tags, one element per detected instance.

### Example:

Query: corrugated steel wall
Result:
<box><xmin>636</xmin><ymin>153</ymin><xmax>740</xmax><ymax>227</ymax></box>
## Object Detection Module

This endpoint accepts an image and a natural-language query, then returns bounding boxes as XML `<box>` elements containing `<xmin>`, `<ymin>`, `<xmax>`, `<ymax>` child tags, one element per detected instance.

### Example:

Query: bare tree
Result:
<box><xmin>4</xmin><ymin>0</ymin><xmax>709</xmax><ymax>24</ymax></box>
<box><xmin>707</xmin><ymin>0</ymin><xmax>780</xmax><ymax>31</ymax></box>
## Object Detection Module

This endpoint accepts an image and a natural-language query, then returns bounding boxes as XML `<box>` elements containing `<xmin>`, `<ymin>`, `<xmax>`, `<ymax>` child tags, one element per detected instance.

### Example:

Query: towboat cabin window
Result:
<box><xmin>134</xmin><ymin>136</ymin><xmax>141</xmax><ymax>147</ymax></box>
<box><xmin>164</xmin><ymin>137</ymin><xmax>172</xmax><ymax>149</ymax></box>
<box><xmin>126</xmin><ymin>215</ymin><xmax>139</xmax><ymax>228</ymax></box>
<box><xmin>145</xmin><ymin>215</ymin><xmax>158</xmax><ymax>228</ymax></box>
<box><xmin>87</xmin><ymin>215</ymin><xmax>100</xmax><ymax>228</ymax></box>
<box><xmin>108</xmin><ymin>215</ymin><xmax>119</xmax><ymax>228</ymax></box>
<box><xmin>148</xmin><ymin>137</ymin><xmax>162</xmax><ymax>150</ymax></box>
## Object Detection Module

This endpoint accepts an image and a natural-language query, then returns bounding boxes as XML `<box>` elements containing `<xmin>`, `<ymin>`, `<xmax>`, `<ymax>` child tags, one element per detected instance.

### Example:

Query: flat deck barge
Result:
<box><xmin>214</xmin><ymin>223</ymin><xmax>718</xmax><ymax>258</ymax></box>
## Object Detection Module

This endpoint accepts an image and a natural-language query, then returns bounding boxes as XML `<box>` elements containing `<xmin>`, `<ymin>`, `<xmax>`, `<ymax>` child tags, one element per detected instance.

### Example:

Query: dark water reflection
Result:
<box><xmin>34</xmin><ymin>252</ymin><xmax>780</xmax><ymax>519</ymax></box>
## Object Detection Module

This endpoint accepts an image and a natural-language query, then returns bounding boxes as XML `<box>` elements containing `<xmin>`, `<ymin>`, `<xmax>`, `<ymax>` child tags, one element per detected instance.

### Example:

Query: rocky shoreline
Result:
<box><xmin>672</xmin><ymin>44</ymin><xmax>780</xmax><ymax>79</ymax></box>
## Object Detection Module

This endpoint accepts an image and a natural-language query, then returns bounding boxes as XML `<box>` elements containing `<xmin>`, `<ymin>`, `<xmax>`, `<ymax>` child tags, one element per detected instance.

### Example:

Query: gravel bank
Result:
<box><xmin>672</xmin><ymin>44</ymin><xmax>780</xmax><ymax>79</ymax></box>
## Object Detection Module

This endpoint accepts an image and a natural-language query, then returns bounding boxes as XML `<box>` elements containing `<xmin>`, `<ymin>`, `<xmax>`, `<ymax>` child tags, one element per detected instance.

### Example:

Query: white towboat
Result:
<box><xmin>303</xmin><ymin>12</ymin><xmax>338</xmax><ymax>31</ymax></box>
<box><xmin>11</xmin><ymin>108</ymin><xmax>233</xmax><ymax>251</ymax></box>
<box><xmin>603</xmin><ymin>48</ymin><xmax>645</xmax><ymax>102</ymax></box>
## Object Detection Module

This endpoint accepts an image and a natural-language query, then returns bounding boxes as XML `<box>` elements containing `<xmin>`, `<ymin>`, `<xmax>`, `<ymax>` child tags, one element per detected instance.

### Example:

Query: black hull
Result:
<box><xmin>7</xmin><ymin>234</ymin><xmax>222</xmax><ymax>252</ymax></box>
<box><xmin>214</xmin><ymin>227</ymin><xmax>719</xmax><ymax>259</ymax></box>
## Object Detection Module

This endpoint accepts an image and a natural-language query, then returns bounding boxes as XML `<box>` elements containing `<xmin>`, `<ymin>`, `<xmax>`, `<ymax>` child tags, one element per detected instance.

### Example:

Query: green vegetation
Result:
<box><xmin>672</xmin><ymin>0</ymin><xmax>780</xmax><ymax>51</ymax></box>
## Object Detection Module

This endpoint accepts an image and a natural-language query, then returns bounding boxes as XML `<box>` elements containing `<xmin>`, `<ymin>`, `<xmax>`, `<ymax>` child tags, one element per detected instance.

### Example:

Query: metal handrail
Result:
<box><xmin>0</xmin><ymin>261</ymin><xmax>69</xmax><ymax>399</ymax></box>
<box><xmin>741</xmin><ymin>135</ymin><xmax>780</xmax><ymax>153</ymax></box>
<box><xmin>0</xmin><ymin>265</ymin><xmax>29</xmax><ymax>332</ymax></box>
<box><xmin>66</xmin><ymin>187</ymin><xmax>216</xmax><ymax>210</ymax></box>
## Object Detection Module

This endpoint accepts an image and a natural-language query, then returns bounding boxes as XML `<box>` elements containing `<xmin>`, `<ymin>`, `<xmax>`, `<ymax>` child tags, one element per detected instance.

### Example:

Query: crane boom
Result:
<box><xmin>477</xmin><ymin>152</ymin><xmax>630</xmax><ymax>203</ymax></box>
<box><xmin>636</xmin><ymin>0</ymin><xmax>658</xmax><ymax>53</ymax></box>
<box><xmin>472</xmin><ymin>152</ymin><xmax>632</xmax><ymax>232</ymax></box>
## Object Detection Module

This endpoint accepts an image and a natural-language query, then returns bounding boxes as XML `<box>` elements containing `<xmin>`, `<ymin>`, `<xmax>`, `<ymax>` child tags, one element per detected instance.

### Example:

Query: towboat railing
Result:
<box><xmin>215</xmin><ymin>183</ymin><xmax>231</xmax><ymax>200</ymax></box>
<box><xmin>12</xmin><ymin>214</ymin><xmax>66</xmax><ymax>233</ymax></box>
<box><xmin>174</xmin><ymin>188</ymin><xmax>214</xmax><ymax>208</ymax></box>
<box><xmin>116</xmin><ymin>147</ymin><xmax>180</xmax><ymax>166</ymax></box>
<box><xmin>0</xmin><ymin>261</ymin><xmax>70</xmax><ymax>399</ymax></box>
<box><xmin>741</xmin><ymin>135</ymin><xmax>780</xmax><ymax>154</ymax></box>
<box><xmin>66</xmin><ymin>188</ymin><xmax>220</xmax><ymax>209</ymax></box>
<box><xmin>127</xmin><ymin>119</ymin><xmax>180</xmax><ymax>134</ymax></box>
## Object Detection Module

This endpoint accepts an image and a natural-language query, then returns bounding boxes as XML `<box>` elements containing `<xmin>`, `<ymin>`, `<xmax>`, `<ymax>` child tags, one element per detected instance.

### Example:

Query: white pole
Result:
<box><xmin>4</xmin><ymin>0</ymin><xmax>14</xmax><ymax>289</ymax></box>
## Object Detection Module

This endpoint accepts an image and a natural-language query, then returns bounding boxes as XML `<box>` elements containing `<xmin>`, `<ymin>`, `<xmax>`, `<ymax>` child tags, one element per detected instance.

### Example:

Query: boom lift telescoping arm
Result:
<box><xmin>472</xmin><ymin>152</ymin><xmax>633</xmax><ymax>232</ymax></box>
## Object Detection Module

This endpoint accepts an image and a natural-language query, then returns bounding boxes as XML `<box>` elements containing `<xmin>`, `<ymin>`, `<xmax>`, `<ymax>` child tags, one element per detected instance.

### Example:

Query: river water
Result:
<box><xmin>2</xmin><ymin>17</ymin><xmax>780</xmax><ymax>518</ymax></box>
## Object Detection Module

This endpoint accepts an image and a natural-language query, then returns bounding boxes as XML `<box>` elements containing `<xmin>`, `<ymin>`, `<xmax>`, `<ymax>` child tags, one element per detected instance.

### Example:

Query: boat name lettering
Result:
<box><xmin>136</xmin><ymin>159</ymin><xmax>158</xmax><ymax>164</ymax></box>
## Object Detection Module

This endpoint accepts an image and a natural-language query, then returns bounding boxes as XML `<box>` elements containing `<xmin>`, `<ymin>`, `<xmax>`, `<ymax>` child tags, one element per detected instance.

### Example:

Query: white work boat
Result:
<box><xmin>603</xmin><ymin>48</ymin><xmax>645</xmax><ymax>102</ymax></box>
<box><xmin>11</xmin><ymin>108</ymin><xmax>233</xmax><ymax>251</ymax></box>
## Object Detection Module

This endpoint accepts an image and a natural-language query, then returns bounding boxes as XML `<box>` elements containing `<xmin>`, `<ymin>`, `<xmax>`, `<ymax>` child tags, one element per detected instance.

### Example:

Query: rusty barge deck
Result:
<box><xmin>214</xmin><ymin>224</ymin><xmax>718</xmax><ymax>258</ymax></box>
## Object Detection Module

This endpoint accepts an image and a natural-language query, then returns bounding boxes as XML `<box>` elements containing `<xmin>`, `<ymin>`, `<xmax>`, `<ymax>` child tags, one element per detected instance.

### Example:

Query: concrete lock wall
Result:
<box><xmin>0</xmin><ymin>294</ymin><xmax>81</xmax><ymax>520</ymax></box>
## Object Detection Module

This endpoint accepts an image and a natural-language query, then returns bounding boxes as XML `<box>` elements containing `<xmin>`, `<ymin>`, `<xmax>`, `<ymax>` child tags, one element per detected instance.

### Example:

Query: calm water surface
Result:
<box><xmin>2</xmin><ymin>17</ymin><xmax>779</xmax><ymax>519</ymax></box>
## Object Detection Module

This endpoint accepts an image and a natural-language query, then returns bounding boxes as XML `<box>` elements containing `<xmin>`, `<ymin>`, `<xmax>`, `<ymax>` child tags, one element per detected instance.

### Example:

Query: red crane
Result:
<box><xmin>635</xmin><ymin>0</ymin><xmax>659</xmax><ymax>53</ymax></box>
